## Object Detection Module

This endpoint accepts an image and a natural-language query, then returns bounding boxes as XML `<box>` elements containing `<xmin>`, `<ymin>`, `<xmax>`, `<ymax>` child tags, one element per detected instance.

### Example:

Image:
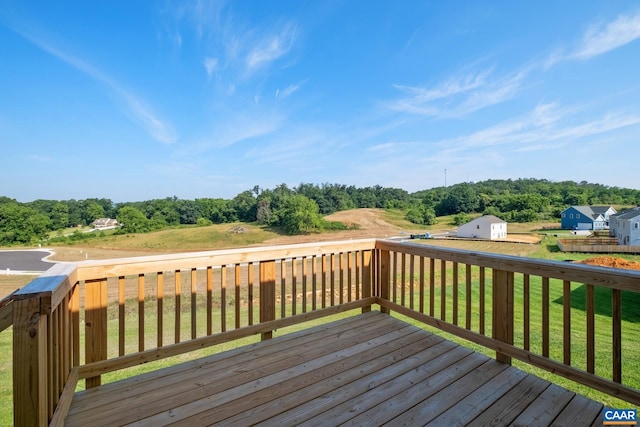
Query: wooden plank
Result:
<box><xmin>71</xmin><ymin>284</ymin><xmax>79</xmax><ymax>367</ymax></box>
<box><xmin>235</xmin><ymin>264</ymin><xmax>241</xmax><ymax>328</ymax></box>
<box><xmin>0</xmin><ymin>297</ymin><xmax>13</xmax><ymax>332</ymax></box>
<box><xmin>179</xmin><ymin>323</ymin><xmax>441</xmax><ymax>425</ymax></box>
<box><xmin>386</xmin><ymin>359</ymin><xmax>510</xmax><ymax>426</ymax></box>
<box><xmin>465</xmin><ymin>264</ymin><xmax>471</xmax><ymax>330</ymax></box>
<box><xmin>49</xmin><ymin>367</ymin><xmax>79</xmax><ymax>426</ymax></box>
<box><xmin>319</xmin><ymin>350</ymin><xmax>485</xmax><ymax>426</ymax></box>
<box><xmin>220</xmin><ymin>334</ymin><xmax>450</xmax><ymax>426</ymax></box>
<box><xmin>542</xmin><ymin>276</ymin><xmax>550</xmax><ymax>357</ymax></box>
<box><xmin>191</xmin><ymin>267</ymin><xmax>197</xmax><ymax>339</ymax></box>
<box><xmin>419</xmin><ymin>257</ymin><xmax>425</xmax><ymax>314</ymax></box>
<box><xmin>68</xmin><ymin>313</ymin><xmax>406</xmax><ymax>425</ymax></box>
<box><xmin>453</xmin><ymin>261</ymin><xmax>459</xmax><ymax>325</ymax></box>
<box><xmin>220</xmin><ymin>265</ymin><xmax>226</xmax><ymax>332</ymax></box>
<box><xmin>379</xmin><ymin>250</ymin><xmax>390</xmax><ymax>314</ymax></box>
<box><xmin>259</xmin><ymin>260</ymin><xmax>276</xmax><ymax>340</ymax></box>
<box><xmin>428</xmin><ymin>367</ymin><xmax>528</xmax><ymax>426</ymax></box>
<box><xmin>551</xmin><ymin>394</ymin><xmax>603</xmax><ymax>426</ymax></box>
<box><xmin>174</xmin><ymin>269</ymin><xmax>181</xmax><ymax>343</ymax></box>
<box><xmin>206</xmin><ymin>266</ymin><xmax>212</xmax><ymax>336</ymax></box>
<box><xmin>248</xmin><ymin>262</ymin><xmax>254</xmax><ymax>324</ymax></box>
<box><xmin>118</xmin><ymin>276</ymin><xmax>125</xmax><ymax>356</ymax></box>
<box><xmin>429</xmin><ymin>258</ymin><xmax>435</xmax><ymax>317</ymax></box>
<box><xmin>524</xmin><ymin>273</ymin><xmax>530</xmax><ymax>350</ymax></box>
<box><xmin>440</xmin><ymin>259</ymin><xmax>447</xmax><ymax>321</ymax></box>
<box><xmin>468</xmin><ymin>374</ymin><xmax>550</xmax><ymax>426</ymax></box>
<box><xmin>509</xmin><ymin>383</ymin><xmax>575</xmax><ymax>426</ymax></box>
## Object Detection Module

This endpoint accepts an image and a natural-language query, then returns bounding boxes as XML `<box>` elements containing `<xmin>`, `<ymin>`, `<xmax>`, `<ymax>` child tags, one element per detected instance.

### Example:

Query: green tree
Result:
<box><xmin>279</xmin><ymin>194</ymin><xmax>323</xmax><ymax>234</ymax></box>
<box><xmin>116</xmin><ymin>206</ymin><xmax>150</xmax><ymax>233</ymax></box>
<box><xmin>0</xmin><ymin>203</ymin><xmax>51</xmax><ymax>244</ymax></box>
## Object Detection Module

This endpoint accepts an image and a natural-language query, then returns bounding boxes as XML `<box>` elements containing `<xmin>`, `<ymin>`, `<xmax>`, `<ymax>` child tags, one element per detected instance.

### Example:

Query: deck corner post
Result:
<box><xmin>259</xmin><ymin>260</ymin><xmax>276</xmax><ymax>340</ymax></box>
<box><xmin>492</xmin><ymin>269</ymin><xmax>514</xmax><ymax>365</ymax></box>
<box><xmin>13</xmin><ymin>297</ymin><xmax>49</xmax><ymax>427</ymax></box>
<box><xmin>379</xmin><ymin>249</ymin><xmax>391</xmax><ymax>314</ymax></box>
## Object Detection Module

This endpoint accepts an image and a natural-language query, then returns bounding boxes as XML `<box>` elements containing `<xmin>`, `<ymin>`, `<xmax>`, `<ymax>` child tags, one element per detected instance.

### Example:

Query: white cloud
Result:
<box><xmin>573</xmin><ymin>11</ymin><xmax>640</xmax><ymax>59</ymax></box>
<box><xmin>246</xmin><ymin>23</ymin><xmax>297</xmax><ymax>71</ymax></box>
<box><xmin>387</xmin><ymin>68</ymin><xmax>526</xmax><ymax>118</ymax></box>
<box><xmin>275</xmin><ymin>83</ymin><xmax>300</xmax><ymax>100</ymax></box>
<box><xmin>203</xmin><ymin>57</ymin><xmax>218</xmax><ymax>76</ymax></box>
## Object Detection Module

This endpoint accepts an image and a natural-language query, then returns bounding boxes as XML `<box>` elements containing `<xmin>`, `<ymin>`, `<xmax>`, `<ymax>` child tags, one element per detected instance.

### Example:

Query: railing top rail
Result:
<box><xmin>12</xmin><ymin>262</ymin><xmax>79</xmax><ymax>311</ymax></box>
<box><xmin>76</xmin><ymin>238</ymin><xmax>378</xmax><ymax>280</ymax></box>
<box><xmin>376</xmin><ymin>239</ymin><xmax>640</xmax><ymax>292</ymax></box>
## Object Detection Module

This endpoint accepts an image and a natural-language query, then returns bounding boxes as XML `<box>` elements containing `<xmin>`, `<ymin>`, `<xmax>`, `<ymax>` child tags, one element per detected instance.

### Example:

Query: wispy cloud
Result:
<box><xmin>275</xmin><ymin>82</ymin><xmax>302</xmax><ymax>100</ymax></box>
<box><xmin>387</xmin><ymin>68</ymin><xmax>526</xmax><ymax>118</ymax></box>
<box><xmin>246</xmin><ymin>22</ymin><xmax>297</xmax><ymax>71</ymax></box>
<box><xmin>572</xmin><ymin>11</ymin><xmax>640</xmax><ymax>59</ymax></box>
<box><xmin>10</xmin><ymin>23</ymin><xmax>177</xmax><ymax>144</ymax></box>
<box><xmin>203</xmin><ymin>57</ymin><xmax>219</xmax><ymax>76</ymax></box>
<box><xmin>439</xmin><ymin>103</ymin><xmax>640</xmax><ymax>152</ymax></box>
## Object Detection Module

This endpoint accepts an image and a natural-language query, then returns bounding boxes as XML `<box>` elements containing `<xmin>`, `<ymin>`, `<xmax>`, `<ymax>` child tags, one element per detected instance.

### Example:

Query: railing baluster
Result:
<box><xmin>354</xmin><ymin>251</ymin><xmax>360</xmax><ymax>302</ymax></box>
<box><xmin>292</xmin><ymin>258</ymin><xmax>297</xmax><ymax>315</ymax></box>
<box><xmin>302</xmin><ymin>257</ymin><xmax>308</xmax><ymax>312</ymax></box>
<box><xmin>613</xmin><ymin>288</ymin><xmax>622</xmax><ymax>383</ymax></box>
<box><xmin>479</xmin><ymin>266</ymin><xmax>485</xmax><ymax>335</ymax></box>
<box><xmin>280</xmin><ymin>259</ymin><xmax>287</xmax><ymax>318</ymax></box>
<box><xmin>440</xmin><ymin>260</ymin><xmax>447</xmax><ymax>321</ymax></box>
<box><xmin>339</xmin><ymin>253</ymin><xmax>344</xmax><ymax>305</ymax></box>
<box><xmin>429</xmin><ymin>258</ymin><xmax>435</xmax><ymax>317</ymax></box>
<box><xmin>379</xmin><ymin>249</ymin><xmax>391</xmax><ymax>314</ymax></box>
<box><xmin>118</xmin><ymin>276</ymin><xmax>125</xmax><ymax>355</ymax></box>
<box><xmin>157</xmin><ymin>272</ymin><xmax>163</xmax><ymax>348</ymax></box>
<box><xmin>235</xmin><ymin>264</ymin><xmax>241</xmax><ymax>329</ymax></box>
<box><xmin>419</xmin><ymin>257</ymin><xmax>425</xmax><ymax>314</ymax></box>
<box><xmin>72</xmin><ymin>284</ymin><xmax>80</xmax><ymax>367</ymax></box>
<box><xmin>191</xmin><ymin>268</ymin><xmax>197</xmax><ymax>339</ymax></box>
<box><xmin>586</xmin><ymin>283</ymin><xmax>595</xmax><ymax>374</ymax></box>
<box><xmin>138</xmin><ymin>274</ymin><xmax>145</xmax><ymax>352</ymax></box>
<box><xmin>409</xmin><ymin>254</ymin><xmax>415</xmax><ymax>310</ymax></box>
<box><xmin>453</xmin><ymin>261</ymin><xmax>459</xmax><ymax>326</ymax></box>
<box><xmin>175</xmin><ymin>270</ymin><xmax>181</xmax><ymax>343</ymax></box>
<box><xmin>312</xmin><ymin>255</ymin><xmax>318</xmax><ymax>310</ymax></box>
<box><xmin>330</xmin><ymin>254</ymin><xmax>335</xmax><ymax>307</ymax></box>
<box><xmin>392</xmin><ymin>252</ymin><xmax>398</xmax><ymax>304</ymax></box>
<box><xmin>563</xmin><ymin>280</ymin><xmax>571</xmax><ymax>366</ymax></box>
<box><xmin>492</xmin><ymin>269</ymin><xmax>514</xmax><ymax>365</ymax></box>
<box><xmin>220</xmin><ymin>266</ymin><xmax>227</xmax><ymax>332</ymax></box>
<box><xmin>248</xmin><ymin>262</ymin><xmax>254</xmax><ymax>326</ymax></box>
<box><xmin>348</xmin><ymin>251</ymin><xmax>353</xmax><ymax>303</ymax></box>
<box><xmin>523</xmin><ymin>274</ymin><xmax>530</xmax><ymax>351</ymax></box>
<box><xmin>321</xmin><ymin>255</ymin><xmax>327</xmax><ymax>309</ymax></box>
<box><xmin>465</xmin><ymin>264</ymin><xmax>471</xmax><ymax>330</ymax></box>
<box><xmin>542</xmin><ymin>277</ymin><xmax>550</xmax><ymax>358</ymax></box>
<box><xmin>362</xmin><ymin>250</ymin><xmax>372</xmax><ymax>313</ymax></box>
<box><xmin>401</xmin><ymin>253</ymin><xmax>406</xmax><ymax>307</ymax></box>
<box><xmin>259</xmin><ymin>260</ymin><xmax>276</xmax><ymax>341</ymax></box>
<box><xmin>206</xmin><ymin>267</ymin><xmax>213</xmax><ymax>336</ymax></box>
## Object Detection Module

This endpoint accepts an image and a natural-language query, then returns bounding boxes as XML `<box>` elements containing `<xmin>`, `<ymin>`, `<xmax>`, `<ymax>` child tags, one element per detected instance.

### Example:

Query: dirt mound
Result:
<box><xmin>579</xmin><ymin>256</ymin><xmax>640</xmax><ymax>271</ymax></box>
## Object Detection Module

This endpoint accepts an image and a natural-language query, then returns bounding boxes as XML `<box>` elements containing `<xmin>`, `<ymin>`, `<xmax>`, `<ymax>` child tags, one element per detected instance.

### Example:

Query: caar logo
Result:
<box><xmin>603</xmin><ymin>408</ymin><xmax>637</xmax><ymax>425</ymax></box>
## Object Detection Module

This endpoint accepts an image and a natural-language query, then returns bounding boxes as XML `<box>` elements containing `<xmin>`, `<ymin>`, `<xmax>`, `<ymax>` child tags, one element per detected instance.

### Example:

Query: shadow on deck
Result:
<box><xmin>64</xmin><ymin>312</ymin><xmax>603</xmax><ymax>426</ymax></box>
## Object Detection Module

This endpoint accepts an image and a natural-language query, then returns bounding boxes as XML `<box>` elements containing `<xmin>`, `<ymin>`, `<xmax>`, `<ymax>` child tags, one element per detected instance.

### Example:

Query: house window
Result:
<box><xmin>635</xmin><ymin>223</ymin><xmax>639</xmax><ymax>229</ymax></box>
<box><xmin>561</xmin><ymin>213</ymin><xmax>565</xmax><ymax>218</ymax></box>
<box><xmin>570</xmin><ymin>214</ymin><xmax>573</xmax><ymax>219</ymax></box>
<box><xmin>477</xmin><ymin>225</ymin><xmax>480</xmax><ymax>229</ymax></box>
<box><xmin>576</xmin><ymin>214</ymin><xmax>580</xmax><ymax>219</ymax></box>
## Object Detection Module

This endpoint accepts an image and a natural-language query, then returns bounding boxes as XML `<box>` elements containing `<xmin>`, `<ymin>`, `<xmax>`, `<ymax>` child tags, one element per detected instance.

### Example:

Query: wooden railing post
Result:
<box><xmin>361</xmin><ymin>250</ymin><xmax>372</xmax><ymax>313</ymax></box>
<box><xmin>85</xmin><ymin>279</ymin><xmax>107</xmax><ymax>388</ymax></box>
<box><xmin>492</xmin><ymin>269</ymin><xmax>514</xmax><ymax>365</ymax></box>
<box><xmin>379</xmin><ymin>250</ymin><xmax>391</xmax><ymax>314</ymax></box>
<box><xmin>259</xmin><ymin>260</ymin><xmax>276</xmax><ymax>340</ymax></box>
<box><xmin>13</xmin><ymin>297</ymin><xmax>48</xmax><ymax>427</ymax></box>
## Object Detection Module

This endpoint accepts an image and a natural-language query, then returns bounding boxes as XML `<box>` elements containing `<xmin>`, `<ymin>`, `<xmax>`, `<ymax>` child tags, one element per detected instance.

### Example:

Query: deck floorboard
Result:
<box><xmin>64</xmin><ymin>311</ymin><xmax>604</xmax><ymax>426</ymax></box>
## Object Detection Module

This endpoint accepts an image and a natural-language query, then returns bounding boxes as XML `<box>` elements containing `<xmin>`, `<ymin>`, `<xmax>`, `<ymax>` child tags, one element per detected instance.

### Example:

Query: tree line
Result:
<box><xmin>1</xmin><ymin>179</ymin><xmax>639</xmax><ymax>245</ymax></box>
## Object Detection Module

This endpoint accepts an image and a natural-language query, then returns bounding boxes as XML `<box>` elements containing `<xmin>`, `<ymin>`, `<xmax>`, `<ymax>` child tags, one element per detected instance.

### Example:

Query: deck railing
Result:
<box><xmin>5</xmin><ymin>238</ymin><xmax>640</xmax><ymax>425</ymax></box>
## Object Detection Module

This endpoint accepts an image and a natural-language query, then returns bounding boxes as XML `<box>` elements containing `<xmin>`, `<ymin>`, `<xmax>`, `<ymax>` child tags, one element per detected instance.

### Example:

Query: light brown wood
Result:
<box><xmin>563</xmin><ymin>279</ymin><xmax>572</xmax><ymax>366</ymax></box>
<box><xmin>523</xmin><ymin>273</ymin><xmax>530</xmax><ymax>351</ymax></box>
<box><xmin>191</xmin><ymin>267</ymin><xmax>197</xmax><ymax>338</ymax></box>
<box><xmin>156</xmin><ymin>272</ymin><xmax>163</xmax><ymax>348</ymax></box>
<box><xmin>259</xmin><ymin>260</ymin><xmax>276</xmax><ymax>341</ymax></box>
<box><xmin>0</xmin><ymin>295</ymin><xmax>14</xmax><ymax>332</ymax></box>
<box><xmin>137</xmin><ymin>273</ymin><xmax>144</xmax><ymax>351</ymax></box>
<box><xmin>492</xmin><ymin>269</ymin><xmax>514</xmax><ymax>365</ymax></box>
<box><xmin>587</xmin><ymin>283</ymin><xmax>595</xmax><ymax>374</ymax></box>
<box><xmin>13</xmin><ymin>297</ymin><xmax>48</xmax><ymax>427</ymax></box>
<box><xmin>84</xmin><ymin>279</ymin><xmax>107</xmax><ymax>388</ymax></box>
<box><xmin>118</xmin><ymin>276</ymin><xmax>125</xmax><ymax>355</ymax></box>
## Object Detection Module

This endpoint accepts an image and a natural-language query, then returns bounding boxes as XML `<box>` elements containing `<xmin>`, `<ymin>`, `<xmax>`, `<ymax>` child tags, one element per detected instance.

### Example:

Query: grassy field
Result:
<box><xmin>2</xmin><ymin>210</ymin><xmax>640</xmax><ymax>423</ymax></box>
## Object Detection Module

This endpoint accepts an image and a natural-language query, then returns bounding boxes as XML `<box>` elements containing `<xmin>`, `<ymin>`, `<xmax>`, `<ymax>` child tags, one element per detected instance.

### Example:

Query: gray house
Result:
<box><xmin>610</xmin><ymin>208</ymin><xmax>640</xmax><ymax>245</ymax></box>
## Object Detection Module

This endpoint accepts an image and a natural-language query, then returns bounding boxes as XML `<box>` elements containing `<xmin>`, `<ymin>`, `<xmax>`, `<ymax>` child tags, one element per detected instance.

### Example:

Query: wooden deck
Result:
<box><xmin>64</xmin><ymin>312</ymin><xmax>604</xmax><ymax>426</ymax></box>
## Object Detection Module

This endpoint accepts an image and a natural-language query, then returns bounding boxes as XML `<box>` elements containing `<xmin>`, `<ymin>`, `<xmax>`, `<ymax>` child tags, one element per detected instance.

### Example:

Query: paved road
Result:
<box><xmin>0</xmin><ymin>250</ymin><xmax>56</xmax><ymax>273</ymax></box>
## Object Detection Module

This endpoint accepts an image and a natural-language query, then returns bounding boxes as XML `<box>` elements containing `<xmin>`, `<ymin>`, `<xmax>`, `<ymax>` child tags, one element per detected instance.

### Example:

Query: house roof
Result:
<box><xmin>463</xmin><ymin>215</ymin><xmax>507</xmax><ymax>227</ymax></box>
<box><xmin>611</xmin><ymin>208</ymin><xmax>640</xmax><ymax>221</ymax></box>
<box><xmin>563</xmin><ymin>206</ymin><xmax>615</xmax><ymax>221</ymax></box>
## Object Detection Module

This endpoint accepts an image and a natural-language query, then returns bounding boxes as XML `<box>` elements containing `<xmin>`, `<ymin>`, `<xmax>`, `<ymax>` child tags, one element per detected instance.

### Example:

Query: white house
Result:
<box><xmin>610</xmin><ymin>208</ymin><xmax>640</xmax><ymax>245</ymax></box>
<box><xmin>91</xmin><ymin>218</ymin><xmax>119</xmax><ymax>230</ymax></box>
<box><xmin>456</xmin><ymin>215</ymin><xmax>507</xmax><ymax>240</ymax></box>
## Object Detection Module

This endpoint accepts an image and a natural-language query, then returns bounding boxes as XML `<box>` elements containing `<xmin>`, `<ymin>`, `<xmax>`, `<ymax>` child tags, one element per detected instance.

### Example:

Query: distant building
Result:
<box><xmin>560</xmin><ymin>206</ymin><xmax>616</xmax><ymax>230</ymax></box>
<box><xmin>456</xmin><ymin>215</ymin><xmax>507</xmax><ymax>240</ymax></box>
<box><xmin>610</xmin><ymin>208</ymin><xmax>640</xmax><ymax>245</ymax></box>
<box><xmin>91</xmin><ymin>218</ymin><xmax>119</xmax><ymax>229</ymax></box>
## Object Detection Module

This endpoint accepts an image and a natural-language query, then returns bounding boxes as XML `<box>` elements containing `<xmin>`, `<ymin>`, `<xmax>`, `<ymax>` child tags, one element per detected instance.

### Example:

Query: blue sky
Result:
<box><xmin>2</xmin><ymin>1</ymin><xmax>640</xmax><ymax>202</ymax></box>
